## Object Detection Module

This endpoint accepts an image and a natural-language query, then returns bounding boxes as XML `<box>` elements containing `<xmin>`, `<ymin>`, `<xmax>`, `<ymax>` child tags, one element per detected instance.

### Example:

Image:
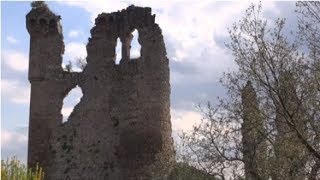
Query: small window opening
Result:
<box><xmin>115</xmin><ymin>37</ymin><xmax>122</xmax><ymax>65</ymax></box>
<box><xmin>30</xmin><ymin>19</ymin><xmax>36</xmax><ymax>25</ymax></box>
<box><xmin>130</xmin><ymin>29</ymin><xmax>141</xmax><ymax>59</ymax></box>
<box><xmin>39</xmin><ymin>18</ymin><xmax>46</xmax><ymax>25</ymax></box>
<box><xmin>49</xmin><ymin>19</ymin><xmax>56</xmax><ymax>28</ymax></box>
<box><xmin>61</xmin><ymin>86</ymin><xmax>83</xmax><ymax>123</ymax></box>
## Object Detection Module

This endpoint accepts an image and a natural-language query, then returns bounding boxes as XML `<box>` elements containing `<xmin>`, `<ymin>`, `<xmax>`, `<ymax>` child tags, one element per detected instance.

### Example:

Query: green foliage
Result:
<box><xmin>1</xmin><ymin>156</ymin><xmax>44</xmax><ymax>180</ymax></box>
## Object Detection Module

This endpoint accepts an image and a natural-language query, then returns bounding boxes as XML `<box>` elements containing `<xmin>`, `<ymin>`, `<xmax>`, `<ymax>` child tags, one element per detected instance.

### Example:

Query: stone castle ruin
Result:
<box><xmin>26</xmin><ymin>4</ymin><xmax>174</xmax><ymax>180</ymax></box>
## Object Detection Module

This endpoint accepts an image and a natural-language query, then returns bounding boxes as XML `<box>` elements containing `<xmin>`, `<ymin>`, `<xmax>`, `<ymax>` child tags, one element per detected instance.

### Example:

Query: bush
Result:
<box><xmin>1</xmin><ymin>156</ymin><xmax>44</xmax><ymax>180</ymax></box>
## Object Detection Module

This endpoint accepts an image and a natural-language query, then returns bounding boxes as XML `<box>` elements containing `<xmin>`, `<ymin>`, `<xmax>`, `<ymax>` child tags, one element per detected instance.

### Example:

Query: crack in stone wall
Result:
<box><xmin>26</xmin><ymin>5</ymin><xmax>174</xmax><ymax>180</ymax></box>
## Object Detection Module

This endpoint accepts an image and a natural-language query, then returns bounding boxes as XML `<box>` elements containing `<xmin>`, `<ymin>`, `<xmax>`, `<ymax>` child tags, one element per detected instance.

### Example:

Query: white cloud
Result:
<box><xmin>58</xmin><ymin>1</ymin><xmax>131</xmax><ymax>24</ymax></box>
<box><xmin>61</xmin><ymin>107</ymin><xmax>73</xmax><ymax>117</ymax></box>
<box><xmin>63</xmin><ymin>42</ymin><xmax>87</xmax><ymax>71</ymax></box>
<box><xmin>2</xmin><ymin>50</ymin><xmax>29</xmax><ymax>72</ymax></box>
<box><xmin>58</xmin><ymin>1</ymin><xmax>282</xmax><ymax>84</ymax></box>
<box><xmin>57</xmin><ymin>1</ymin><xmax>295</xmax><ymax>110</ymax></box>
<box><xmin>1</xmin><ymin>79</ymin><xmax>30</xmax><ymax>104</ymax></box>
<box><xmin>1</xmin><ymin>129</ymin><xmax>28</xmax><ymax>146</ymax></box>
<box><xmin>64</xmin><ymin>42</ymin><xmax>87</xmax><ymax>60</ymax></box>
<box><xmin>130</xmin><ymin>49</ymin><xmax>140</xmax><ymax>59</ymax></box>
<box><xmin>6</xmin><ymin>36</ymin><xmax>18</xmax><ymax>44</ymax></box>
<box><xmin>68</xmin><ymin>29</ymin><xmax>81</xmax><ymax>38</ymax></box>
<box><xmin>1</xmin><ymin>128</ymin><xmax>28</xmax><ymax>163</ymax></box>
<box><xmin>171</xmin><ymin>108</ymin><xmax>202</xmax><ymax>132</ymax></box>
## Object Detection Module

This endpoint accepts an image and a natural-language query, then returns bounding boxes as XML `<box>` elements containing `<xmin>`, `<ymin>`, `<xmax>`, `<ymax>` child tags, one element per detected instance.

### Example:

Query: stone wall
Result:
<box><xmin>26</xmin><ymin>5</ymin><xmax>174</xmax><ymax>180</ymax></box>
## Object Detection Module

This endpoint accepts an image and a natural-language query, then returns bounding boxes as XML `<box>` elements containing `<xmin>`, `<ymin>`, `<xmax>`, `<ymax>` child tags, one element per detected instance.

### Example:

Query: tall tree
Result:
<box><xmin>180</xmin><ymin>2</ymin><xmax>320</xmax><ymax>179</ymax></box>
<box><xmin>296</xmin><ymin>2</ymin><xmax>320</xmax><ymax>179</ymax></box>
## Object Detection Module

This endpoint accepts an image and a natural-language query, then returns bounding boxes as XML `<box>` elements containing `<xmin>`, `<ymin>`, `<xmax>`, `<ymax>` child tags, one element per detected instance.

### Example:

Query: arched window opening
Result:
<box><xmin>130</xmin><ymin>29</ymin><xmax>141</xmax><ymax>59</ymax></box>
<box><xmin>115</xmin><ymin>37</ymin><xmax>122</xmax><ymax>65</ymax></box>
<box><xmin>115</xmin><ymin>29</ymin><xmax>141</xmax><ymax>65</ymax></box>
<box><xmin>61</xmin><ymin>86</ymin><xmax>83</xmax><ymax>123</ymax></box>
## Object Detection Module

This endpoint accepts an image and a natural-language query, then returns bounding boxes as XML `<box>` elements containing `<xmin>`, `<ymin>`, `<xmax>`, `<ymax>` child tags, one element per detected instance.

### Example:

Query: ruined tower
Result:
<box><xmin>241</xmin><ymin>81</ymin><xmax>268</xmax><ymax>180</ymax></box>
<box><xmin>26</xmin><ymin>4</ymin><xmax>174</xmax><ymax>180</ymax></box>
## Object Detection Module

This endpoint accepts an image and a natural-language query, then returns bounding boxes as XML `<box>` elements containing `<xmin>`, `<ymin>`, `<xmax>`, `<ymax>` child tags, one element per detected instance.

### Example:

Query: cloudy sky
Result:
<box><xmin>1</xmin><ymin>1</ymin><xmax>297</xmax><ymax>163</ymax></box>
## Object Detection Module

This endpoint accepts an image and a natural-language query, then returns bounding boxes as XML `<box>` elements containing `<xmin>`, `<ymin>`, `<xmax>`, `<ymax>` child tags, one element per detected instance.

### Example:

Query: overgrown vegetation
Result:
<box><xmin>30</xmin><ymin>1</ymin><xmax>48</xmax><ymax>9</ymax></box>
<box><xmin>180</xmin><ymin>2</ymin><xmax>320</xmax><ymax>180</ymax></box>
<box><xmin>1</xmin><ymin>157</ymin><xmax>44</xmax><ymax>180</ymax></box>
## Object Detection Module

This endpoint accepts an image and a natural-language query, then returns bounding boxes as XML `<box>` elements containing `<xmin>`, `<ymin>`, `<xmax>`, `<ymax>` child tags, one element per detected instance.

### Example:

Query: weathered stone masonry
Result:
<box><xmin>26</xmin><ymin>5</ymin><xmax>174</xmax><ymax>180</ymax></box>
